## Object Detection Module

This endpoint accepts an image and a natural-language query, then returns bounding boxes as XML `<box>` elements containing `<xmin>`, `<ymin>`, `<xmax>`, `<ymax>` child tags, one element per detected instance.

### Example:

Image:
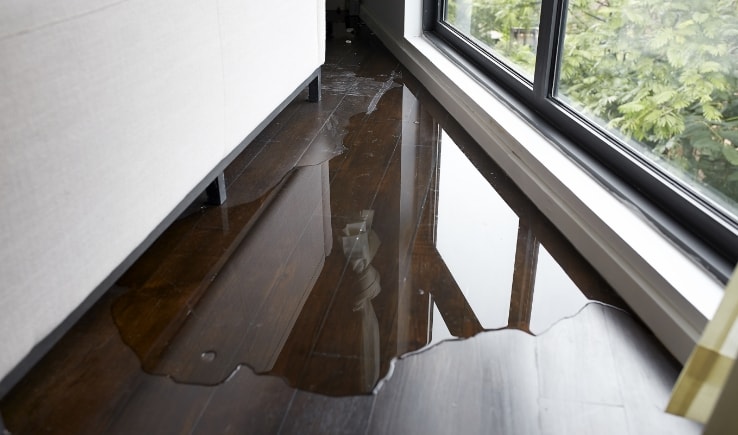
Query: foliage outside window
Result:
<box><xmin>445</xmin><ymin>0</ymin><xmax>541</xmax><ymax>78</ymax></box>
<box><xmin>441</xmin><ymin>0</ymin><xmax>738</xmax><ymax>268</ymax></box>
<box><xmin>559</xmin><ymin>0</ymin><xmax>738</xmax><ymax>210</ymax></box>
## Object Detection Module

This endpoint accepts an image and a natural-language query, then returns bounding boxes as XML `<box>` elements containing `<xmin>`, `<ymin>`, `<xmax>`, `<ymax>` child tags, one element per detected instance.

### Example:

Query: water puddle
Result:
<box><xmin>112</xmin><ymin>73</ymin><xmax>626</xmax><ymax>397</ymax></box>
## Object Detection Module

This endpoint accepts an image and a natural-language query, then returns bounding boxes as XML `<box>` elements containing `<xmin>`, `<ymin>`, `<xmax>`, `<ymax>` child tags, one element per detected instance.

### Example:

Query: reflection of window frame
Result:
<box><xmin>424</xmin><ymin>122</ymin><xmax>623</xmax><ymax>339</ymax></box>
<box><xmin>426</xmin><ymin>0</ymin><xmax>737</xmax><ymax>281</ymax></box>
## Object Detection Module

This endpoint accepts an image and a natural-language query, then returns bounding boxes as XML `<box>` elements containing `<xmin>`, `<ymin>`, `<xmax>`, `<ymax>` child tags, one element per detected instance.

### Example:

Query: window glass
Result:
<box><xmin>434</xmin><ymin>0</ymin><xmax>738</xmax><ymax>268</ymax></box>
<box><xmin>445</xmin><ymin>0</ymin><xmax>542</xmax><ymax>79</ymax></box>
<box><xmin>557</xmin><ymin>0</ymin><xmax>738</xmax><ymax>215</ymax></box>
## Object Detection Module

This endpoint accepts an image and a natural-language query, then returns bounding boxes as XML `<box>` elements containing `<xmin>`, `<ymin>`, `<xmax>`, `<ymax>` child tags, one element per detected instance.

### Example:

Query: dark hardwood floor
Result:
<box><xmin>0</xmin><ymin>22</ymin><xmax>702</xmax><ymax>434</ymax></box>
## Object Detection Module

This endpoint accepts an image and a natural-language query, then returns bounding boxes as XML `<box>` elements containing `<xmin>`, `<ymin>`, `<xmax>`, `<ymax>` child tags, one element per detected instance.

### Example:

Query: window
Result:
<box><xmin>444</xmin><ymin>0</ymin><xmax>542</xmax><ymax>80</ymax></box>
<box><xmin>430</xmin><ymin>0</ymin><xmax>738</xmax><ymax>280</ymax></box>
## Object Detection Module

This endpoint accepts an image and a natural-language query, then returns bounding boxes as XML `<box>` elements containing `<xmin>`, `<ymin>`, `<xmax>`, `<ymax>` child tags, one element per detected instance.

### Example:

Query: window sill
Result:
<box><xmin>362</xmin><ymin>13</ymin><xmax>723</xmax><ymax>363</ymax></box>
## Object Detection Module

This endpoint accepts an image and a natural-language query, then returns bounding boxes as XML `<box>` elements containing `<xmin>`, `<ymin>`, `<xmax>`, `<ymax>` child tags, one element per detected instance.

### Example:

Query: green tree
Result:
<box><xmin>561</xmin><ymin>0</ymin><xmax>738</xmax><ymax>204</ymax></box>
<box><xmin>447</xmin><ymin>0</ymin><xmax>738</xmax><ymax>206</ymax></box>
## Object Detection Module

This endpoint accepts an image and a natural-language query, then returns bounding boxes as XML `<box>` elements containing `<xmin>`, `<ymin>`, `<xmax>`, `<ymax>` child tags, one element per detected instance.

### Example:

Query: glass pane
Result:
<box><xmin>558</xmin><ymin>0</ymin><xmax>738</xmax><ymax>217</ymax></box>
<box><xmin>445</xmin><ymin>0</ymin><xmax>542</xmax><ymax>79</ymax></box>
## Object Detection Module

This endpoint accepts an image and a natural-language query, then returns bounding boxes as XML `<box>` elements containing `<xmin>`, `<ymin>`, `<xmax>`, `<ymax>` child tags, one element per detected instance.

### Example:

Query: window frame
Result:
<box><xmin>425</xmin><ymin>0</ymin><xmax>738</xmax><ymax>281</ymax></box>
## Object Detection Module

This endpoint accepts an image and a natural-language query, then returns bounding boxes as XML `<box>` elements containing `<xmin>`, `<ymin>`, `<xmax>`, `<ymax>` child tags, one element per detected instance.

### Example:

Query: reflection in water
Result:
<box><xmin>111</xmin><ymin>80</ymin><xmax>624</xmax><ymax>396</ymax></box>
<box><xmin>430</xmin><ymin>302</ymin><xmax>454</xmax><ymax>345</ymax></box>
<box><xmin>436</xmin><ymin>131</ymin><xmax>517</xmax><ymax>331</ymax></box>
<box><xmin>112</xmin><ymin>161</ymin><xmax>332</xmax><ymax>386</ymax></box>
<box><xmin>531</xmin><ymin>245</ymin><xmax>588</xmax><ymax>334</ymax></box>
<box><xmin>341</xmin><ymin>210</ymin><xmax>381</xmax><ymax>392</ymax></box>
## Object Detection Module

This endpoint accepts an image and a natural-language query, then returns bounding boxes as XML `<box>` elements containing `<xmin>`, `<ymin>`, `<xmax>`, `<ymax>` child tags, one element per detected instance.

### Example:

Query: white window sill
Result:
<box><xmin>362</xmin><ymin>12</ymin><xmax>723</xmax><ymax>363</ymax></box>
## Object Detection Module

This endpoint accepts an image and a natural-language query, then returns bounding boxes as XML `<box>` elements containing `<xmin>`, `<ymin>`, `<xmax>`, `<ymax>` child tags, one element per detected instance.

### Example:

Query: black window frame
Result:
<box><xmin>424</xmin><ymin>0</ymin><xmax>738</xmax><ymax>282</ymax></box>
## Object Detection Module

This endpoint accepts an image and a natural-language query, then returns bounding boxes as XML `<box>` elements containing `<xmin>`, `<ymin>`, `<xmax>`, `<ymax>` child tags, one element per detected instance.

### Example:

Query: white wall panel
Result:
<box><xmin>218</xmin><ymin>0</ymin><xmax>325</xmax><ymax>151</ymax></box>
<box><xmin>0</xmin><ymin>0</ymin><xmax>225</xmax><ymax>380</ymax></box>
<box><xmin>0</xmin><ymin>0</ymin><xmax>325</xmax><ymax>385</ymax></box>
<box><xmin>0</xmin><ymin>0</ymin><xmax>126</xmax><ymax>40</ymax></box>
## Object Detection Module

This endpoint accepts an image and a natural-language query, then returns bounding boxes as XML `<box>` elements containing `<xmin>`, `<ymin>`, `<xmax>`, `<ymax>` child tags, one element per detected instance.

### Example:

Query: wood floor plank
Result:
<box><xmin>111</xmin><ymin>182</ymin><xmax>287</xmax><ymax>374</ymax></box>
<box><xmin>536</xmin><ymin>304</ymin><xmax>623</xmax><ymax>405</ymax></box>
<box><xmin>102</xmin><ymin>376</ymin><xmax>213</xmax><ymax>435</ymax></box>
<box><xmin>538</xmin><ymin>399</ymin><xmax>630</xmax><ymax>435</ymax></box>
<box><xmin>223</xmin><ymin>138</ymin><xmax>270</xmax><ymax>188</ymax></box>
<box><xmin>279</xmin><ymin>390</ymin><xmax>375</xmax><ymax>435</ymax></box>
<box><xmin>225</xmin><ymin>93</ymin><xmax>346</xmax><ymax>205</ymax></box>
<box><xmin>269</xmin><ymin>87</ymin><xmax>406</xmax><ymax>395</ymax></box>
<box><xmin>190</xmin><ymin>367</ymin><xmax>295</xmax><ymax>435</ymax></box>
<box><xmin>368</xmin><ymin>330</ymin><xmax>541</xmax><ymax>435</ymax></box>
<box><xmin>602</xmin><ymin>307</ymin><xmax>703</xmax><ymax>434</ymax></box>
<box><xmin>148</xmin><ymin>165</ymin><xmax>329</xmax><ymax>384</ymax></box>
<box><xmin>0</xmin><ymin>290</ymin><xmax>150</xmax><ymax>435</ymax></box>
<box><xmin>366</xmin><ymin>304</ymin><xmax>698</xmax><ymax>435</ymax></box>
<box><xmin>296</xmin><ymin>93</ymin><xmax>379</xmax><ymax>168</ymax></box>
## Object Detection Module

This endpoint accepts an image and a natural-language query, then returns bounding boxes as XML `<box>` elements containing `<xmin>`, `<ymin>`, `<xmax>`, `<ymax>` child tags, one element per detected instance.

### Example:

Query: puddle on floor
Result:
<box><xmin>112</xmin><ymin>77</ymin><xmax>627</xmax><ymax>397</ymax></box>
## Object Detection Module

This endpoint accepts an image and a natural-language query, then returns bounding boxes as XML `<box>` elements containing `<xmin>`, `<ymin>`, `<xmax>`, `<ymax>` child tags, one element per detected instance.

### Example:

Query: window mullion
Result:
<box><xmin>533</xmin><ymin>0</ymin><xmax>565</xmax><ymax>102</ymax></box>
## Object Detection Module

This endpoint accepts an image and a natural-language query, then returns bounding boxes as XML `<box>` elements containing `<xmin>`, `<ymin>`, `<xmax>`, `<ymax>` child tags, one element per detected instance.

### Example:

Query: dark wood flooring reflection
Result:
<box><xmin>0</xmin><ymin>26</ymin><xmax>702</xmax><ymax>434</ymax></box>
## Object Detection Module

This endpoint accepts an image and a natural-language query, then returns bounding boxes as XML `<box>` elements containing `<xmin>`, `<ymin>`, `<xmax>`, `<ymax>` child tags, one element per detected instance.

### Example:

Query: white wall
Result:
<box><xmin>0</xmin><ymin>0</ymin><xmax>325</xmax><ymax>383</ymax></box>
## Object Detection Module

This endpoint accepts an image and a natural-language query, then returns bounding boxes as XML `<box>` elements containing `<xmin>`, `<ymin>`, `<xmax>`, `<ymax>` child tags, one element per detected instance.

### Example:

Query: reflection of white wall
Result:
<box><xmin>436</xmin><ymin>131</ymin><xmax>518</xmax><ymax>329</ymax></box>
<box><xmin>530</xmin><ymin>246</ymin><xmax>588</xmax><ymax>334</ymax></box>
<box><xmin>396</xmin><ymin>86</ymin><xmax>421</xmax><ymax>354</ymax></box>
<box><xmin>0</xmin><ymin>0</ymin><xmax>325</xmax><ymax>384</ymax></box>
<box><xmin>430</xmin><ymin>303</ymin><xmax>455</xmax><ymax>345</ymax></box>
